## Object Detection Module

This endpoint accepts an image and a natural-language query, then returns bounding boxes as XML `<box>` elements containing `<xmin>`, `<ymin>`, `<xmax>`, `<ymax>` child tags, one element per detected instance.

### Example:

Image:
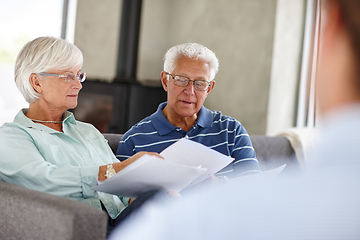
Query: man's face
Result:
<box><xmin>161</xmin><ymin>56</ymin><xmax>215</xmax><ymax>120</ymax></box>
<box><xmin>35</xmin><ymin>66</ymin><xmax>82</xmax><ymax>112</ymax></box>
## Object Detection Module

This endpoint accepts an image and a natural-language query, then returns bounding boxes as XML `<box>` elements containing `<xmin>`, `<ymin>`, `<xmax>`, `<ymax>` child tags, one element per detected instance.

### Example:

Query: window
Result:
<box><xmin>296</xmin><ymin>0</ymin><xmax>320</xmax><ymax>128</ymax></box>
<box><xmin>0</xmin><ymin>0</ymin><xmax>77</xmax><ymax>125</ymax></box>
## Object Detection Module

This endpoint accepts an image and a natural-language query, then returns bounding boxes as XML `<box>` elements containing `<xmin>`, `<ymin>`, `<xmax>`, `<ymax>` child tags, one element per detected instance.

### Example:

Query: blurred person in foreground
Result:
<box><xmin>116</xmin><ymin>43</ymin><xmax>261</xmax><ymax>178</ymax></box>
<box><xmin>0</xmin><ymin>36</ymin><xmax>162</xmax><ymax>235</ymax></box>
<box><xmin>109</xmin><ymin>0</ymin><xmax>360</xmax><ymax>239</ymax></box>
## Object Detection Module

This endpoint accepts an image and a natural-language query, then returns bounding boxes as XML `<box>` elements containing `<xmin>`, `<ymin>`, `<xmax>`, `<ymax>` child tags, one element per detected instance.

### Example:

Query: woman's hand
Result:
<box><xmin>98</xmin><ymin>152</ymin><xmax>163</xmax><ymax>181</ymax></box>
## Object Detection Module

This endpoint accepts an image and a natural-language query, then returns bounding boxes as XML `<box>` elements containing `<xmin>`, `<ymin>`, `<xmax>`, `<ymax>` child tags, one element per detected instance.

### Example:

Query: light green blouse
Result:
<box><xmin>0</xmin><ymin>109</ymin><xmax>127</xmax><ymax>219</ymax></box>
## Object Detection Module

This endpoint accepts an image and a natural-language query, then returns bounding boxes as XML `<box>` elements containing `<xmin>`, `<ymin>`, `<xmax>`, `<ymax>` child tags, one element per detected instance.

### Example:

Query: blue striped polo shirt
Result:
<box><xmin>116</xmin><ymin>102</ymin><xmax>260</xmax><ymax>178</ymax></box>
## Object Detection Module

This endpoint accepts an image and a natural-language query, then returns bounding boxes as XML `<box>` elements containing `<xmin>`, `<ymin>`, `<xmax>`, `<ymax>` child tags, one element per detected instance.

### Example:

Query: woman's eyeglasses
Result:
<box><xmin>38</xmin><ymin>72</ymin><xmax>86</xmax><ymax>83</ymax></box>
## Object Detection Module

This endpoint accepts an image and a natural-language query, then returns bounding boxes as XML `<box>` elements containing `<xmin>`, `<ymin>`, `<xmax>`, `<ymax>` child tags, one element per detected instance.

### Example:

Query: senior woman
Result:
<box><xmin>0</xmin><ymin>36</ymin><xmax>160</xmax><ymax>233</ymax></box>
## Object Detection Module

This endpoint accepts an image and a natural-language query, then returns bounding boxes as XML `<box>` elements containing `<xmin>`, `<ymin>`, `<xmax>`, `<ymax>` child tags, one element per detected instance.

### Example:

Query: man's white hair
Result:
<box><xmin>163</xmin><ymin>43</ymin><xmax>219</xmax><ymax>81</ymax></box>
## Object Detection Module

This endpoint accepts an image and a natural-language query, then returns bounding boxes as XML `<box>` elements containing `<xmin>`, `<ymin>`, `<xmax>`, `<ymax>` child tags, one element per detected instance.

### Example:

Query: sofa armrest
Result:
<box><xmin>0</xmin><ymin>181</ymin><xmax>107</xmax><ymax>240</ymax></box>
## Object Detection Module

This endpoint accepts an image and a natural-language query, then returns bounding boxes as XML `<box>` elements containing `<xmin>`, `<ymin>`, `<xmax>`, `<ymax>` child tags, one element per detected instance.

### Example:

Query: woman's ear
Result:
<box><xmin>160</xmin><ymin>71</ymin><xmax>169</xmax><ymax>92</ymax></box>
<box><xmin>29</xmin><ymin>74</ymin><xmax>42</xmax><ymax>93</ymax></box>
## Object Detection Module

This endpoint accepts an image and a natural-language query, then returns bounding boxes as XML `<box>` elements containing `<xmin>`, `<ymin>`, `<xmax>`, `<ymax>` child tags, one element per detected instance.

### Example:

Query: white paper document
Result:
<box><xmin>231</xmin><ymin>164</ymin><xmax>287</xmax><ymax>185</ymax></box>
<box><xmin>92</xmin><ymin>138</ymin><xmax>233</xmax><ymax>197</ymax></box>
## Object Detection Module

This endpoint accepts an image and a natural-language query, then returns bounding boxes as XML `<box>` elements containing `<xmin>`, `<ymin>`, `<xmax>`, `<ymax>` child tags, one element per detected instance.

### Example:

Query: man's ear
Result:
<box><xmin>207</xmin><ymin>80</ymin><xmax>215</xmax><ymax>94</ymax></box>
<box><xmin>160</xmin><ymin>71</ymin><xmax>169</xmax><ymax>91</ymax></box>
<box><xmin>29</xmin><ymin>73</ymin><xmax>42</xmax><ymax>93</ymax></box>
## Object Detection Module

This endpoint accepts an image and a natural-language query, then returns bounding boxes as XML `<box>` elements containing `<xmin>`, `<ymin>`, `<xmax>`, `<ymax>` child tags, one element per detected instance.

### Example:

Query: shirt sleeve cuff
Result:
<box><xmin>80</xmin><ymin>166</ymin><xmax>100</xmax><ymax>198</ymax></box>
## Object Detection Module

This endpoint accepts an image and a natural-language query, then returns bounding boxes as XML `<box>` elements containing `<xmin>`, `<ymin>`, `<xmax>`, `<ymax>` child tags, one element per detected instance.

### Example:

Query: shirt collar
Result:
<box><xmin>196</xmin><ymin>106</ymin><xmax>213</xmax><ymax>128</ymax></box>
<box><xmin>14</xmin><ymin>109</ymin><xmax>77</xmax><ymax>133</ymax></box>
<box><xmin>150</xmin><ymin>102</ymin><xmax>213</xmax><ymax>135</ymax></box>
<box><xmin>151</xmin><ymin>102</ymin><xmax>176</xmax><ymax>135</ymax></box>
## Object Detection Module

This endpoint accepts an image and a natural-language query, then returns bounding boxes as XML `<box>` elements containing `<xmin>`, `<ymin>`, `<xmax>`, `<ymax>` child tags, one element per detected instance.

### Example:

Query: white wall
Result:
<box><xmin>75</xmin><ymin>0</ymin><xmax>121</xmax><ymax>82</ymax></box>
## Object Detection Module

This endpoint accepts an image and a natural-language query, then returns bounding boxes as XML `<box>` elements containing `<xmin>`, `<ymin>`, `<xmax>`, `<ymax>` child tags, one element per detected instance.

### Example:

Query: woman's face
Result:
<box><xmin>36</xmin><ymin>66</ymin><xmax>82</xmax><ymax>112</ymax></box>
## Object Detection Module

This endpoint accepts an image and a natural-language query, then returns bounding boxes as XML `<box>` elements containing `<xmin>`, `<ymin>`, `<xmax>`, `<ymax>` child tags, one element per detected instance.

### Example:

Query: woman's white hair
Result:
<box><xmin>15</xmin><ymin>36</ymin><xmax>83</xmax><ymax>103</ymax></box>
<box><xmin>163</xmin><ymin>43</ymin><xmax>219</xmax><ymax>81</ymax></box>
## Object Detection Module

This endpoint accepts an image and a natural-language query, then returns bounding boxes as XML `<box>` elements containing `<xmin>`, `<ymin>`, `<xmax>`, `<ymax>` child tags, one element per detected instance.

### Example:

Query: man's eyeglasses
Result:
<box><xmin>166</xmin><ymin>72</ymin><xmax>211</xmax><ymax>91</ymax></box>
<box><xmin>38</xmin><ymin>72</ymin><xmax>87</xmax><ymax>83</ymax></box>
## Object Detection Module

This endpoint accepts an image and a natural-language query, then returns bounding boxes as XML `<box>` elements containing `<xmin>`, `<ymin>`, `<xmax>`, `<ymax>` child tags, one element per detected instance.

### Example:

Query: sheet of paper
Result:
<box><xmin>230</xmin><ymin>164</ymin><xmax>287</xmax><ymax>185</ymax></box>
<box><xmin>160</xmin><ymin>138</ymin><xmax>233</xmax><ymax>185</ymax></box>
<box><xmin>92</xmin><ymin>154</ymin><xmax>207</xmax><ymax>197</ymax></box>
<box><xmin>93</xmin><ymin>138</ymin><xmax>234</xmax><ymax>197</ymax></box>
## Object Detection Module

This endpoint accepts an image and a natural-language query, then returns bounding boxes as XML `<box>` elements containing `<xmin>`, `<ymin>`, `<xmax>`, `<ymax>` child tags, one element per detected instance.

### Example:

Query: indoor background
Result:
<box><xmin>0</xmin><ymin>0</ymin><xmax>316</xmax><ymax>136</ymax></box>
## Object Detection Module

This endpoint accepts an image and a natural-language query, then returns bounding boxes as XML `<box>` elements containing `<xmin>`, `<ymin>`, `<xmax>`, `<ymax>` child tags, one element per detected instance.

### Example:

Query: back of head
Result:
<box><xmin>163</xmin><ymin>43</ymin><xmax>219</xmax><ymax>81</ymax></box>
<box><xmin>15</xmin><ymin>36</ymin><xmax>83</xmax><ymax>103</ymax></box>
<box><xmin>336</xmin><ymin>0</ymin><xmax>360</xmax><ymax>82</ymax></box>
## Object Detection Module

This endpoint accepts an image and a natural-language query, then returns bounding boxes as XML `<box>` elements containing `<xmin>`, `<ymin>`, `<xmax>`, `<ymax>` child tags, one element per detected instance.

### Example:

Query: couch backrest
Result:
<box><xmin>103</xmin><ymin>133</ymin><xmax>123</xmax><ymax>154</ymax></box>
<box><xmin>103</xmin><ymin>133</ymin><xmax>299</xmax><ymax>173</ymax></box>
<box><xmin>250</xmin><ymin>135</ymin><xmax>299</xmax><ymax>173</ymax></box>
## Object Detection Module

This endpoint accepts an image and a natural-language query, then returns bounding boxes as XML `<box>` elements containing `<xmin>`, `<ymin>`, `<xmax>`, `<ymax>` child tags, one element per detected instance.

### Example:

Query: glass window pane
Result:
<box><xmin>0</xmin><ymin>0</ymin><xmax>62</xmax><ymax>125</ymax></box>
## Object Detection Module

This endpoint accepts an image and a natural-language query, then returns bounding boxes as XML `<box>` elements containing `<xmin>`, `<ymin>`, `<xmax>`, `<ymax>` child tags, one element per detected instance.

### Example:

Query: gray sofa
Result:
<box><xmin>0</xmin><ymin>134</ymin><xmax>298</xmax><ymax>240</ymax></box>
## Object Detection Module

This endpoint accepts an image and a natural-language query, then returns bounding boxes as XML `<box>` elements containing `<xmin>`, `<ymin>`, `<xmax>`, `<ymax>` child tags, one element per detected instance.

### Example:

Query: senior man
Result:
<box><xmin>116</xmin><ymin>43</ymin><xmax>260</xmax><ymax>178</ymax></box>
